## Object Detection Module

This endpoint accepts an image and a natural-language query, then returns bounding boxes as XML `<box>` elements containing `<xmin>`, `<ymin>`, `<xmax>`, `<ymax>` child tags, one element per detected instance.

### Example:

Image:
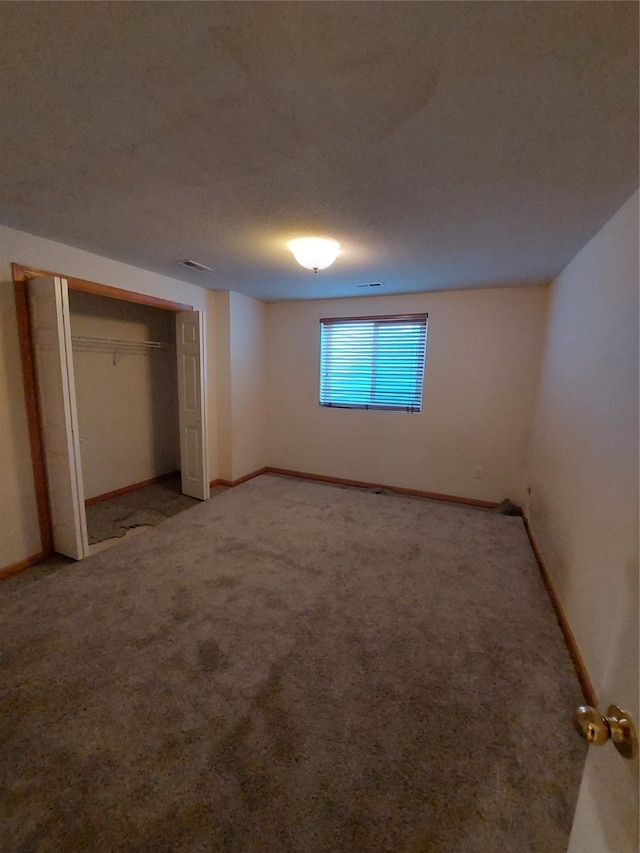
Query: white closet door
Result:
<box><xmin>176</xmin><ymin>310</ymin><xmax>210</xmax><ymax>500</ymax></box>
<box><xmin>28</xmin><ymin>276</ymin><xmax>89</xmax><ymax>559</ymax></box>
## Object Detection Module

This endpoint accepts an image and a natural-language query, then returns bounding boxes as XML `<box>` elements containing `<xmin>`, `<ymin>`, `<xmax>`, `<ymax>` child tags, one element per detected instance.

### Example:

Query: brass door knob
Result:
<box><xmin>573</xmin><ymin>704</ymin><xmax>637</xmax><ymax>759</ymax></box>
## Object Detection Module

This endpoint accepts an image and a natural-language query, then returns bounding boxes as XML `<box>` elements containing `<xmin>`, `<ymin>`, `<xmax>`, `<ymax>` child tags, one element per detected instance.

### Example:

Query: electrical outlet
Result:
<box><xmin>474</xmin><ymin>466</ymin><xmax>483</xmax><ymax>479</ymax></box>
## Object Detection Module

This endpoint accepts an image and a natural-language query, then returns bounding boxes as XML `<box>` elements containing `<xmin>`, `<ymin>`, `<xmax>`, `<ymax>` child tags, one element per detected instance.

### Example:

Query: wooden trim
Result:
<box><xmin>523</xmin><ymin>518</ymin><xmax>598</xmax><ymax>707</ymax></box>
<box><xmin>12</xmin><ymin>266</ymin><xmax>54</xmax><ymax>557</ymax></box>
<box><xmin>263</xmin><ymin>467</ymin><xmax>499</xmax><ymax>508</ymax></box>
<box><xmin>11</xmin><ymin>263</ymin><xmax>193</xmax><ymax>562</ymax></box>
<box><xmin>210</xmin><ymin>466</ymin><xmax>497</xmax><ymax>508</ymax></box>
<box><xmin>0</xmin><ymin>552</ymin><xmax>47</xmax><ymax>582</ymax></box>
<box><xmin>11</xmin><ymin>264</ymin><xmax>193</xmax><ymax>312</ymax></box>
<box><xmin>210</xmin><ymin>467</ymin><xmax>268</xmax><ymax>488</ymax></box>
<box><xmin>320</xmin><ymin>313</ymin><xmax>428</xmax><ymax>324</ymax></box>
<box><xmin>85</xmin><ymin>472</ymin><xmax>180</xmax><ymax>506</ymax></box>
<box><xmin>67</xmin><ymin>278</ymin><xmax>192</xmax><ymax>312</ymax></box>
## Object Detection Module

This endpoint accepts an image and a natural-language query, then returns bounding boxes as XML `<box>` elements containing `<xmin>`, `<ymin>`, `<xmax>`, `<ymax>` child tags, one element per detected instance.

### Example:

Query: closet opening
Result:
<box><xmin>12</xmin><ymin>264</ymin><xmax>209</xmax><ymax>562</ymax></box>
<box><xmin>69</xmin><ymin>290</ymin><xmax>198</xmax><ymax>552</ymax></box>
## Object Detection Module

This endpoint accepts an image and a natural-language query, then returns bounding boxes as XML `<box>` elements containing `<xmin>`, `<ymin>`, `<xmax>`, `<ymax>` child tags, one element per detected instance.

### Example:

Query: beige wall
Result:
<box><xmin>68</xmin><ymin>291</ymin><xmax>180</xmax><ymax>499</ymax></box>
<box><xmin>525</xmin><ymin>192</ymin><xmax>639</xmax><ymax>852</ymax></box>
<box><xmin>266</xmin><ymin>287</ymin><xmax>547</xmax><ymax>504</ymax></box>
<box><xmin>0</xmin><ymin>224</ymin><xmax>208</xmax><ymax>568</ymax></box>
<box><xmin>211</xmin><ymin>290</ymin><xmax>232</xmax><ymax>481</ymax></box>
<box><xmin>228</xmin><ymin>292</ymin><xmax>267</xmax><ymax>481</ymax></box>
<box><xmin>207</xmin><ymin>290</ymin><xmax>267</xmax><ymax>484</ymax></box>
<box><xmin>205</xmin><ymin>290</ymin><xmax>220</xmax><ymax>483</ymax></box>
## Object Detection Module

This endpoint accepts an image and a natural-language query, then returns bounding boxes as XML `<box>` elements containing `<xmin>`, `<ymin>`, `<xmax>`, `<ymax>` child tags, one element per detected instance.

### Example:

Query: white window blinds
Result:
<box><xmin>319</xmin><ymin>314</ymin><xmax>428</xmax><ymax>412</ymax></box>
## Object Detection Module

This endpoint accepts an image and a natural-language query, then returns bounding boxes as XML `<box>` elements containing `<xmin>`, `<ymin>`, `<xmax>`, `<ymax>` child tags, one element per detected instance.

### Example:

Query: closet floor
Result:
<box><xmin>86</xmin><ymin>474</ymin><xmax>226</xmax><ymax>547</ymax></box>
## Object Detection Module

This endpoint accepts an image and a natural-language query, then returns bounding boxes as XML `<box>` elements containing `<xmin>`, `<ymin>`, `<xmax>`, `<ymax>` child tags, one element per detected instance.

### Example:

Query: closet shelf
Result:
<box><xmin>71</xmin><ymin>334</ymin><xmax>173</xmax><ymax>352</ymax></box>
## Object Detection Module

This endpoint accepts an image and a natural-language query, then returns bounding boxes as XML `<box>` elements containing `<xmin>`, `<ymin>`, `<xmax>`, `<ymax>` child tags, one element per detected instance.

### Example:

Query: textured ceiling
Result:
<box><xmin>0</xmin><ymin>2</ymin><xmax>638</xmax><ymax>301</ymax></box>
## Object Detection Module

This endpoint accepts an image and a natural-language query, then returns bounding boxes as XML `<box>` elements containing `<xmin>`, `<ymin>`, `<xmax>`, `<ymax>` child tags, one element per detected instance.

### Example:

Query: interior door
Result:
<box><xmin>28</xmin><ymin>276</ymin><xmax>89</xmax><ymax>559</ymax></box>
<box><xmin>176</xmin><ymin>310</ymin><xmax>210</xmax><ymax>500</ymax></box>
<box><xmin>567</xmin><ymin>570</ymin><xmax>639</xmax><ymax>851</ymax></box>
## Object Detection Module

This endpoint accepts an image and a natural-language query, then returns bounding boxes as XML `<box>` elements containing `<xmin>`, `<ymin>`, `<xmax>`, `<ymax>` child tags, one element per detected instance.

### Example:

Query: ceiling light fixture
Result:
<box><xmin>288</xmin><ymin>237</ymin><xmax>340</xmax><ymax>273</ymax></box>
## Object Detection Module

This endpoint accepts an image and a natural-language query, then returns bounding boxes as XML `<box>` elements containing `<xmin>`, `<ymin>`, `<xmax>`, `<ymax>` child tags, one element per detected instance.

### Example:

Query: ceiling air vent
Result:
<box><xmin>356</xmin><ymin>282</ymin><xmax>383</xmax><ymax>289</ymax></box>
<box><xmin>180</xmin><ymin>259</ymin><xmax>213</xmax><ymax>272</ymax></box>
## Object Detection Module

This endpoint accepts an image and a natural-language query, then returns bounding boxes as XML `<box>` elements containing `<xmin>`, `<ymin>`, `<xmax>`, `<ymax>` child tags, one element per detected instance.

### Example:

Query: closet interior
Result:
<box><xmin>68</xmin><ymin>291</ymin><xmax>181</xmax><ymax>547</ymax></box>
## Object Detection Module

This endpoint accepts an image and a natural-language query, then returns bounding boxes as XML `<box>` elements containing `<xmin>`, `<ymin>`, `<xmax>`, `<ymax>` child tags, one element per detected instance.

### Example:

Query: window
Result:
<box><xmin>319</xmin><ymin>314</ymin><xmax>428</xmax><ymax>412</ymax></box>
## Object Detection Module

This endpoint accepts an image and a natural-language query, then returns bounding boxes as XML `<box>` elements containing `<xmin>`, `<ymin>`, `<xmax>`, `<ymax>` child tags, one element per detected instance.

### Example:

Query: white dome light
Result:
<box><xmin>288</xmin><ymin>237</ymin><xmax>340</xmax><ymax>273</ymax></box>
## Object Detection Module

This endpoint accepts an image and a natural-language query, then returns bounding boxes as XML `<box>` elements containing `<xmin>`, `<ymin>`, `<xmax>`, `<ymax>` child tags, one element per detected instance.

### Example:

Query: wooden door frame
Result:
<box><xmin>12</xmin><ymin>263</ymin><xmax>193</xmax><ymax>560</ymax></box>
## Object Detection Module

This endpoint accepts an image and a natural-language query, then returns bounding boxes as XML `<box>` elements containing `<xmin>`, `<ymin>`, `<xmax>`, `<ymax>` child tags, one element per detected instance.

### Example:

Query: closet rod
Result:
<box><xmin>71</xmin><ymin>334</ymin><xmax>173</xmax><ymax>350</ymax></box>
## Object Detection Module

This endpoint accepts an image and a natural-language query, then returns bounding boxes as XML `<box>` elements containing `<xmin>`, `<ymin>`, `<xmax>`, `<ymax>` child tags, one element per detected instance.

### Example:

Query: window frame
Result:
<box><xmin>318</xmin><ymin>312</ymin><xmax>428</xmax><ymax>414</ymax></box>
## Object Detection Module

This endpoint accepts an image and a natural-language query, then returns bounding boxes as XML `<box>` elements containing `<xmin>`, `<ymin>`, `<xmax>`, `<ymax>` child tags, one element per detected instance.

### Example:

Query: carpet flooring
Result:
<box><xmin>0</xmin><ymin>474</ymin><xmax>586</xmax><ymax>852</ymax></box>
